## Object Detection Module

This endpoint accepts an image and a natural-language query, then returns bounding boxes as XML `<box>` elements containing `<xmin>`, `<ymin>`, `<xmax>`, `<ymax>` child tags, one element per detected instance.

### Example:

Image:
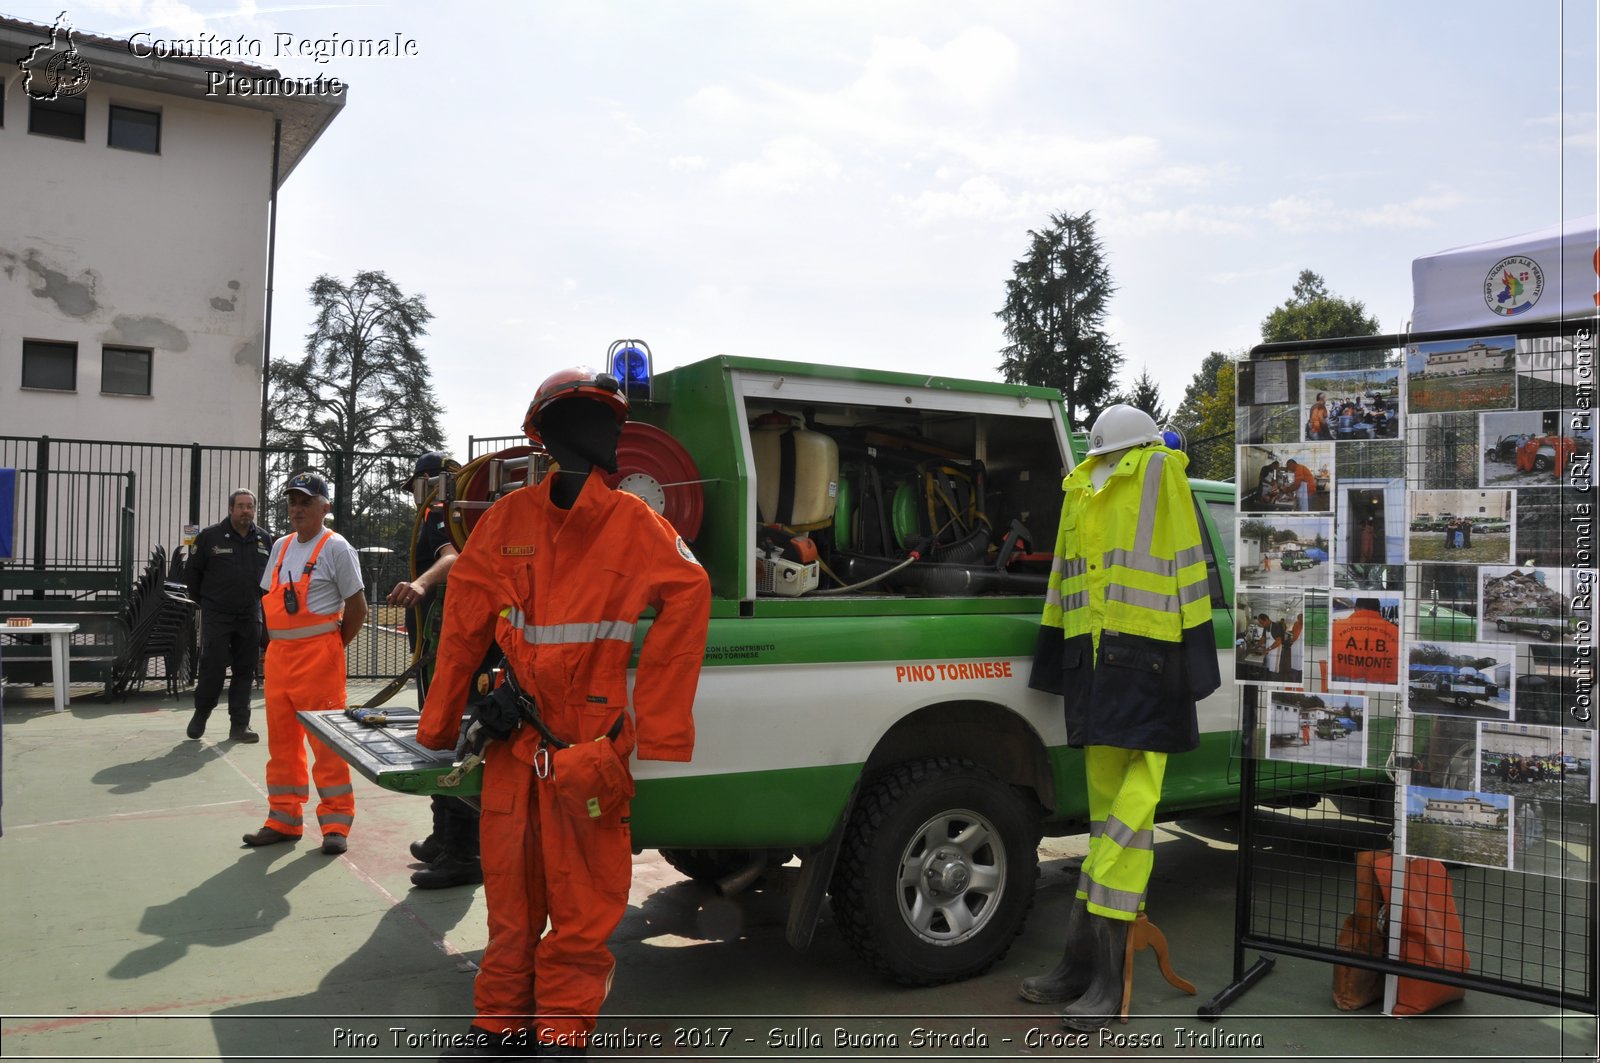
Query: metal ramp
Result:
<box><xmin>298</xmin><ymin>708</ymin><xmax>481</xmax><ymax>798</ymax></box>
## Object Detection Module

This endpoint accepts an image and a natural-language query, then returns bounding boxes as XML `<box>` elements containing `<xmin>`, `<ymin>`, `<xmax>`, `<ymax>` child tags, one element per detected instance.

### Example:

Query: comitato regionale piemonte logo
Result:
<box><xmin>18</xmin><ymin>11</ymin><xmax>92</xmax><ymax>101</ymax></box>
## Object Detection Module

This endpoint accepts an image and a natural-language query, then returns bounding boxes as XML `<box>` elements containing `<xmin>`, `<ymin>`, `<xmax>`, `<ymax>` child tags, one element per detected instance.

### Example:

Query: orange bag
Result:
<box><xmin>1331</xmin><ymin>850</ymin><xmax>1470</xmax><ymax>1014</ymax></box>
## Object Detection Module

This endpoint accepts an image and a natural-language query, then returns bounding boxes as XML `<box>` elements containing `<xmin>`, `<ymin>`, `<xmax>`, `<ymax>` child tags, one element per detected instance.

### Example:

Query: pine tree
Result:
<box><xmin>996</xmin><ymin>210</ymin><xmax>1123</xmax><ymax>427</ymax></box>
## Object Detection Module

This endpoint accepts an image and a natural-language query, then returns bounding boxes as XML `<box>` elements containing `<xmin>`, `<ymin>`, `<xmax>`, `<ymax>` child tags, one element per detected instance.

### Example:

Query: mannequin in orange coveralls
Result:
<box><xmin>418</xmin><ymin>368</ymin><xmax>711</xmax><ymax>1060</ymax></box>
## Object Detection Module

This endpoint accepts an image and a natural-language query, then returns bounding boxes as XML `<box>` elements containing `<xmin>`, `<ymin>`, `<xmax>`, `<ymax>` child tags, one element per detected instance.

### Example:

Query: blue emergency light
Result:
<box><xmin>608</xmin><ymin>340</ymin><xmax>653</xmax><ymax>400</ymax></box>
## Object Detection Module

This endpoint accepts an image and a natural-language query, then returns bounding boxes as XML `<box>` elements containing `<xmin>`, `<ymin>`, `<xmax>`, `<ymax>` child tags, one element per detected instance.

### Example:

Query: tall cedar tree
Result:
<box><xmin>996</xmin><ymin>210</ymin><xmax>1123</xmax><ymax>428</ymax></box>
<box><xmin>267</xmin><ymin>271</ymin><xmax>445</xmax><ymax>538</ymax></box>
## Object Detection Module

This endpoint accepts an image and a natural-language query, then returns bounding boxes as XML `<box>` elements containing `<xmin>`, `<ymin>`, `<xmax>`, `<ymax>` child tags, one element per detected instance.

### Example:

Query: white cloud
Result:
<box><xmin>668</xmin><ymin>155</ymin><xmax>708</xmax><ymax>172</ymax></box>
<box><xmin>721</xmin><ymin>136</ymin><xmax>841</xmax><ymax>194</ymax></box>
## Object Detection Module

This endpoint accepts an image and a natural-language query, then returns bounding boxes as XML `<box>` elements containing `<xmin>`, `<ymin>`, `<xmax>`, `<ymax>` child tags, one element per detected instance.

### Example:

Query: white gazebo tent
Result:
<box><xmin>1410</xmin><ymin>214</ymin><xmax>1599</xmax><ymax>332</ymax></box>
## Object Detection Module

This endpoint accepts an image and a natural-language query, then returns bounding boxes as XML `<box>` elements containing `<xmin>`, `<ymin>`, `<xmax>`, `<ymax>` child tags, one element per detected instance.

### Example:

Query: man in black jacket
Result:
<box><xmin>185</xmin><ymin>489</ymin><xmax>273</xmax><ymax>742</ymax></box>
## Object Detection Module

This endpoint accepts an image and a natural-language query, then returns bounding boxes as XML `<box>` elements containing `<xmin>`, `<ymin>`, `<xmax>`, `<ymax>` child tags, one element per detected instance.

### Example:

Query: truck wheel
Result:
<box><xmin>1454</xmin><ymin>694</ymin><xmax>1473</xmax><ymax>709</ymax></box>
<box><xmin>1538</xmin><ymin>626</ymin><xmax>1556</xmax><ymax>642</ymax></box>
<box><xmin>1496</xmin><ymin>619</ymin><xmax>1510</xmax><ymax>632</ymax></box>
<box><xmin>1534</xmin><ymin>455</ymin><xmax>1553</xmax><ymax>472</ymax></box>
<box><xmin>830</xmin><ymin>757</ymin><xmax>1039</xmax><ymax>986</ymax></box>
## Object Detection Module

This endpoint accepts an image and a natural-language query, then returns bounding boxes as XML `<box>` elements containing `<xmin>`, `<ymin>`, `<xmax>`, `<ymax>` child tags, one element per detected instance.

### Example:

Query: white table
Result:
<box><xmin>2</xmin><ymin>623</ymin><xmax>80</xmax><ymax>713</ymax></box>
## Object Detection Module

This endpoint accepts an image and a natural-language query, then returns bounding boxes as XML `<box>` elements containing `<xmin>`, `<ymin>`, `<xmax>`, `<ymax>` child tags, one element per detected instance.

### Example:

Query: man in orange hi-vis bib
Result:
<box><xmin>1331</xmin><ymin>597</ymin><xmax>1399</xmax><ymax>686</ymax></box>
<box><xmin>243</xmin><ymin>472</ymin><xmax>368</xmax><ymax>855</ymax></box>
<box><xmin>419</xmin><ymin>367</ymin><xmax>710</xmax><ymax>1059</ymax></box>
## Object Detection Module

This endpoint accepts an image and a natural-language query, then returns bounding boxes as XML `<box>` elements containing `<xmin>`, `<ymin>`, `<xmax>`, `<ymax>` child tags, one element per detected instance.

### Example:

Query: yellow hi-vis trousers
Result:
<box><xmin>1078</xmin><ymin>746</ymin><xmax>1167</xmax><ymax>921</ymax></box>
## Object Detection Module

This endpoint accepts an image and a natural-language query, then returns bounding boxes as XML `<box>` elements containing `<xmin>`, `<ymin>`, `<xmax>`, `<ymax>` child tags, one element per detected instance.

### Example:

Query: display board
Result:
<box><xmin>1211</xmin><ymin>317</ymin><xmax>1596</xmax><ymax>1018</ymax></box>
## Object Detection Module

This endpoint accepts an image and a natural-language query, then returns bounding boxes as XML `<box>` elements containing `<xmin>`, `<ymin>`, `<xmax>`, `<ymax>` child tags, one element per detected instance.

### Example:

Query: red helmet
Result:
<box><xmin>522</xmin><ymin>366</ymin><xmax>628</xmax><ymax>440</ymax></box>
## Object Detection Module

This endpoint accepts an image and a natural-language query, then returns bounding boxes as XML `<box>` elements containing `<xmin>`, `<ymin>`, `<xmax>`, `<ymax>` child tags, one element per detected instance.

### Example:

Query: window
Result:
<box><xmin>102</xmin><ymin>345</ymin><xmax>152</xmax><ymax>396</ymax></box>
<box><xmin>108</xmin><ymin>105</ymin><xmax>160</xmax><ymax>153</ymax></box>
<box><xmin>28</xmin><ymin>95</ymin><xmax>85</xmax><ymax>140</ymax></box>
<box><xmin>21</xmin><ymin>340</ymin><xmax>77</xmax><ymax>391</ymax></box>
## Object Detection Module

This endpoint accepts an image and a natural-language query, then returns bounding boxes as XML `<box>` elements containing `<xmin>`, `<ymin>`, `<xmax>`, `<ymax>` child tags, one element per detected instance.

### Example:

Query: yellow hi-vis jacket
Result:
<box><xmin>1030</xmin><ymin>443</ymin><xmax>1219</xmax><ymax>752</ymax></box>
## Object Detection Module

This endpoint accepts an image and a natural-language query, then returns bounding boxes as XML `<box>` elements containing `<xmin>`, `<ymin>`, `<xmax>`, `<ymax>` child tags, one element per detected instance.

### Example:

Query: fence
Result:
<box><xmin>0</xmin><ymin>435</ymin><xmax>420</xmax><ymax>682</ymax></box>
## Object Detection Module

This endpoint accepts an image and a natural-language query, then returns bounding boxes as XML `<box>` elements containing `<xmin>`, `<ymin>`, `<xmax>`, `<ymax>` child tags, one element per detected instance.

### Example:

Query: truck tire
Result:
<box><xmin>1454</xmin><ymin>694</ymin><xmax>1473</xmax><ymax>709</ymax></box>
<box><xmin>1496</xmin><ymin>619</ymin><xmax>1511</xmax><ymax>632</ymax></box>
<box><xmin>1538</xmin><ymin>626</ymin><xmax>1556</xmax><ymax>642</ymax></box>
<box><xmin>830</xmin><ymin>757</ymin><xmax>1039</xmax><ymax>986</ymax></box>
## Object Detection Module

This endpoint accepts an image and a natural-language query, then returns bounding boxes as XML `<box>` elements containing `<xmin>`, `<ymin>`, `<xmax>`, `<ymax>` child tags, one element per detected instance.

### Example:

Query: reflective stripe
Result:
<box><xmin>1175</xmin><ymin>544</ymin><xmax>1207</xmax><ymax>571</ymax></box>
<box><xmin>268</xmin><ymin>784</ymin><xmax>310</xmax><ymax>798</ymax></box>
<box><xmin>267</xmin><ymin>810</ymin><xmax>304</xmax><ymax>828</ymax></box>
<box><xmin>318</xmin><ymin>812</ymin><xmax>355</xmax><ymax>826</ymax></box>
<box><xmin>1101</xmin><ymin>814</ymin><xmax>1155</xmax><ymax>852</ymax></box>
<box><xmin>269</xmin><ymin>620</ymin><xmax>340</xmax><ymax>640</ymax></box>
<box><xmin>1045</xmin><ymin>583</ymin><xmax>1062</xmax><ymax>610</ymax></box>
<box><xmin>1061</xmin><ymin>591</ymin><xmax>1089</xmax><ymax>613</ymax></box>
<box><xmin>520</xmin><ymin>620</ymin><xmax>637</xmax><ymax>646</ymax></box>
<box><xmin>1105</xmin><ymin>584</ymin><xmax>1180</xmax><ymax>614</ymax></box>
<box><xmin>1132</xmin><ymin>451</ymin><xmax>1167</xmax><ymax>555</ymax></box>
<box><xmin>503</xmin><ymin>607</ymin><xmax>636</xmax><ymax>646</ymax></box>
<box><xmin>317</xmin><ymin>783</ymin><xmax>354</xmax><ymax>798</ymax></box>
<box><xmin>1177</xmin><ymin>579</ymin><xmax>1212</xmax><ymax>607</ymax></box>
<box><xmin>1088</xmin><ymin>819</ymin><xmax>1104</xmax><ymax>840</ymax></box>
<box><xmin>1082</xmin><ymin>874</ymin><xmax>1145</xmax><ymax>916</ymax></box>
<box><xmin>1104</xmin><ymin>548</ymin><xmax>1174</xmax><ymax>577</ymax></box>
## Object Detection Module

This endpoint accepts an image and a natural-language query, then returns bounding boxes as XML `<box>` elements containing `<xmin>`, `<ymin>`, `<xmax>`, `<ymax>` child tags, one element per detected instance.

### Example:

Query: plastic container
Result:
<box><xmin>751</xmin><ymin>419</ymin><xmax>839</xmax><ymax>527</ymax></box>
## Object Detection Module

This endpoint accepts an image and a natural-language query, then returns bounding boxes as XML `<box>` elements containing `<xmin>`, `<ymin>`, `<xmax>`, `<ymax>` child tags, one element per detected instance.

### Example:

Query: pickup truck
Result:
<box><xmin>1492</xmin><ymin>614</ymin><xmax>1578</xmax><ymax>641</ymax></box>
<box><xmin>308</xmin><ymin>354</ymin><xmax>1259</xmax><ymax>987</ymax></box>
<box><xmin>1408</xmin><ymin>669</ymin><xmax>1500</xmax><ymax>710</ymax></box>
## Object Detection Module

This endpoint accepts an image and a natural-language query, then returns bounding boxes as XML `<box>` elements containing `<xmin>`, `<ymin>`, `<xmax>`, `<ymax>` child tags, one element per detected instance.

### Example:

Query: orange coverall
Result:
<box><xmin>419</xmin><ymin>472</ymin><xmax>710</xmax><ymax>1049</ymax></box>
<box><xmin>259</xmin><ymin>531</ymin><xmax>355</xmax><ymax>840</ymax></box>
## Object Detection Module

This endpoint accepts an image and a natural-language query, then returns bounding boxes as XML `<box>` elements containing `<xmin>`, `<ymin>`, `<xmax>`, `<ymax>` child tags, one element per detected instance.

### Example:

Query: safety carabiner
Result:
<box><xmin>533</xmin><ymin>745</ymin><xmax>552</xmax><ymax>780</ymax></box>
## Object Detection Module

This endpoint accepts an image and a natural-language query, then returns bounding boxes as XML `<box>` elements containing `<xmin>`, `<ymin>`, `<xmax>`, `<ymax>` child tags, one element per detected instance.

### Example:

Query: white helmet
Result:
<box><xmin>1086</xmin><ymin>404</ymin><xmax>1163</xmax><ymax>456</ymax></box>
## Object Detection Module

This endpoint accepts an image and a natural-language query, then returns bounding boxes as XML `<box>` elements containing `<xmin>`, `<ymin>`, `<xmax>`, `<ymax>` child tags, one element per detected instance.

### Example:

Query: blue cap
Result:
<box><xmin>285</xmin><ymin>471</ymin><xmax>330</xmax><ymax>499</ymax></box>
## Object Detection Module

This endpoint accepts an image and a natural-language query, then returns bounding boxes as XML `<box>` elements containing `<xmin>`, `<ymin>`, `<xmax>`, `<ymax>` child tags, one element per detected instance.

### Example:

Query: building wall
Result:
<box><xmin>0</xmin><ymin>77</ymin><xmax>274</xmax><ymax>447</ymax></box>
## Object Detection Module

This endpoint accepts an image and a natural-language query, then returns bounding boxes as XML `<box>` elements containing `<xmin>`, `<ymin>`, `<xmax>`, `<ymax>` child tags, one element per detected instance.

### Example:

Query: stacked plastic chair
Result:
<box><xmin>111</xmin><ymin>546</ymin><xmax>197</xmax><ymax>699</ymax></box>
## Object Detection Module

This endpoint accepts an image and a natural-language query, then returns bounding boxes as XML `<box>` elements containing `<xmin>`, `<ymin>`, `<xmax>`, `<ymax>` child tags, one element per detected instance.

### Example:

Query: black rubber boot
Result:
<box><xmin>410</xmin><ymin>795</ymin><xmax>451</xmax><ymax>863</ymax></box>
<box><xmin>1059</xmin><ymin>913</ymin><xmax>1129</xmax><ymax>1031</ymax></box>
<box><xmin>1020</xmin><ymin>893</ymin><xmax>1093</xmax><ymax>1004</ymax></box>
<box><xmin>412</xmin><ymin>804</ymin><xmax>483</xmax><ymax>889</ymax></box>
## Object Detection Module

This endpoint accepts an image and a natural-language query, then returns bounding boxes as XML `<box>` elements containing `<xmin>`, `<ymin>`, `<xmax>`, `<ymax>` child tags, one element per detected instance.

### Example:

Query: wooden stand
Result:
<box><xmin>1119</xmin><ymin>913</ymin><xmax>1196</xmax><ymax>1023</ymax></box>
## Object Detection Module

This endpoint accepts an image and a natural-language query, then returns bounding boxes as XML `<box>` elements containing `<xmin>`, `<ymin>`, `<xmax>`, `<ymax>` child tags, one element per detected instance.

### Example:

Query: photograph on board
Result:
<box><xmin>1478</xmin><ymin>722</ymin><xmax>1596</xmax><ymax>804</ymax></box>
<box><xmin>1329</xmin><ymin>593</ymin><xmax>1402</xmax><ymax>689</ymax></box>
<box><xmin>1301</xmin><ymin>367</ymin><xmax>1401</xmax><ymax>441</ymax></box>
<box><xmin>1408</xmin><ymin>641</ymin><xmax>1514</xmax><ymax>721</ymax></box>
<box><xmin>1239</xmin><ymin>444</ymin><xmax>1333</xmax><ymax>513</ymax></box>
<box><xmin>1335</xmin><ymin>478</ymin><xmax>1403</xmax><ymax>570</ymax></box>
<box><xmin>1263</xmin><ymin>691</ymin><xmax>1368</xmax><ymax>769</ymax></box>
<box><xmin>1407</xmin><ymin>489</ymin><xmax>1512</xmax><ymax>564</ymax></box>
<box><xmin>1408</xmin><ymin>413</ymin><xmax>1481</xmax><ymax>490</ymax></box>
<box><xmin>1406</xmin><ymin>335</ymin><xmax>1517</xmax><ymax>415</ymax></box>
<box><xmin>1411</xmin><ymin>564</ymin><xmax>1480</xmax><ymax>644</ymax></box>
<box><xmin>1235</xmin><ymin>589</ymin><xmax>1306</xmax><ymax>685</ymax></box>
<box><xmin>1235</xmin><ymin>357</ymin><xmax>1302</xmax><ymax>445</ymax></box>
<box><xmin>1479</xmin><ymin>565</ymin><xmax>1585</xmax><ymax>645</ymax></box>
<box><xmin>1481</xmin><ymin>410</ymin><xmax>1592</xmax><ymax>488</ymax></box>
<box><xmin>1405</xmin><ymin>785</ymin><xmax>1511</xmax><ymax>871</ymax></box>
<box><xmin>1236</xmin><ymin>515</ymin><xmax>1331</xmax><ymax>589</ymax></box>
<box><xmin>1513</xmin><ymin>644</ymin><xmax>1599</xmax><ymax>730</ymax></box>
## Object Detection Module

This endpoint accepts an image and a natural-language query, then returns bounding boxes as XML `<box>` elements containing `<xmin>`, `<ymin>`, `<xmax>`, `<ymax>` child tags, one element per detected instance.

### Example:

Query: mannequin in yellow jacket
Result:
<box><xmin>1021</xmin><ymin>405</ymin><xmax>1219</xmax><ymax>1031</ymax></box>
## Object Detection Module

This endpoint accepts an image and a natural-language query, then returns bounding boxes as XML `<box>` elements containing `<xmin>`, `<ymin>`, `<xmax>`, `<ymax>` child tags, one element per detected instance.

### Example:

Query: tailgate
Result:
<box><xmin>297</xmin><ymin>709</ymin><xmax>482</xmax><ymax>798</ymax></box>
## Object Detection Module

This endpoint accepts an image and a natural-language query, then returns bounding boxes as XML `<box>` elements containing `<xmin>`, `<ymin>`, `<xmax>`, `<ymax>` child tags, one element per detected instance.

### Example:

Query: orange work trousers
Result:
<box><xmin>474</xmin><ymin>742</ymin><xmax>632</xmax><ymax>1049</ymax></box>
<box><xmin>260</xmin><ymin>632</ymin><xmax>354</xmax><ymax>839</ymax></box>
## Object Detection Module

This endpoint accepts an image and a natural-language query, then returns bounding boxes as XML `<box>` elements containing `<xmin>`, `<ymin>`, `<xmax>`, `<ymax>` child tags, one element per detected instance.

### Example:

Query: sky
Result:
<box><xmin>8</xmin><ymin>0</ymin><xmax>1597</xmax><ymax>455</ymax></box>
